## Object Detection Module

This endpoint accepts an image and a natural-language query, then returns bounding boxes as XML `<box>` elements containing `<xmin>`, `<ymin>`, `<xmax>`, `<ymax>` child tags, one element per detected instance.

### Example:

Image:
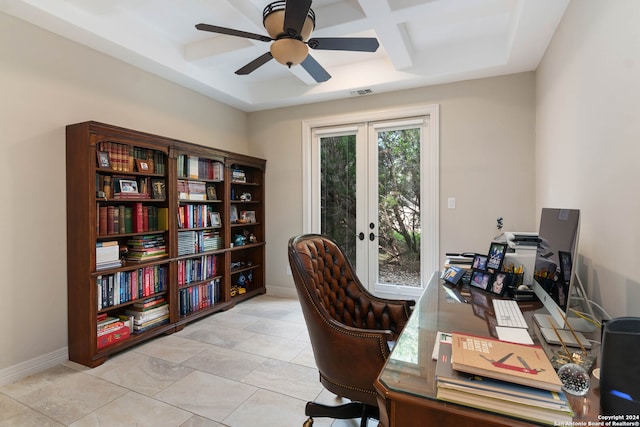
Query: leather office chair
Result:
<box><xmin>288</xmin><ymin>234</ymin><xmax>415</xmax><ymax>427</ymax></box>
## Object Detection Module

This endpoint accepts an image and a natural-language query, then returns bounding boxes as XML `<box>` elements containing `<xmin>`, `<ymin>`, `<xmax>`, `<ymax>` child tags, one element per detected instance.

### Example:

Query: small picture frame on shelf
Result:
<box><xmin>488</xmin><ymin>272</ymin><xmax>507</xmax><ymax>296</ymax></box>
<box><xmin>210</xmin><ymin>211</ymin><xmax>221</xmax><ymax>227</ymax></box>
<box><xmin>230</xmin><ymin>205</ymin><xmax>238</xmax><ymax>223</ymax></box>
<box><xmin>241</xmin><ymin>210</ymin><xmax>256</xmax><ymax>223</ymax></box>
<box><xmin>469</xmin><ymin>269</ymin><xmax>492</xmax><ymax>291</ymax></box>
<box><xmin>151</xmin><ymin>179</ymin><xmax>166</xmax><ymax>199</ymax></box>
<box><xmin>486</xmin><ymin>242</ymin><xmax>508</xmax><ymax>271</ymax></box>
<box><xmin>118</xmin><ymin>179</ymin><xmax>139</xmax><ymax>194</ymax></box>
<box><xmin>97</xmin><ymin>151</ymin><xmax>111</xmax><ymax>169</ymax></box>
<box><xmin>135</xmin><ymin>159</ymin><xmax>151</xmax><ymax>173</ymax></box>
<box><xmin>206</xmin><ymin>185</ymin><xmax>218</xmax><ymax>201</ymax></box>
<box><xmin>472</xmin><ymin>254</ymin><xmax>488</xmax><ymax>270</ymax></box>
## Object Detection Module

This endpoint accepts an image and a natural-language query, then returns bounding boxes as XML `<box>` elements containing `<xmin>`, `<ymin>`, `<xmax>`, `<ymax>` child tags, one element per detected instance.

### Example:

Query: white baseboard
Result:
<box><xmin>0</xmin><ymin>347</ymin><xmax>68</xmax><ymax>387</ymax></box>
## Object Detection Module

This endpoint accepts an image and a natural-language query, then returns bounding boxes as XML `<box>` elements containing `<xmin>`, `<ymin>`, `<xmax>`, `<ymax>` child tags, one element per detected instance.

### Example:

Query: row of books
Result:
<box><xmin>124</xmin><ymin>296</ymin><xmax>170</xmax><ymax>333</ymax></box>
<box><xmin>98</xmin><ymin>204</ymin><xmax>168</xmax><ymax>236</ymax></box>
<box><xmin>435</xmin><ymin>332</ymin><xmax>573</xmax><ymax>425</ymax></box>
<box><xmin>98</xmin><ymin>141</ymin><xmax>166</xmax><ymax>175</ymax></box>
<box><xmin>178</xmin><ymin>279</ymin><xmax>219</xmax><ymax>316</ymax></box>
<box><xmin>177</xmin><ymin>155</ymin><xmax>224</xmax><ymax>181</ymax></box>
<box><xmin>97</xmin><ymin>265</ymin><xmax>168</xmax><ymax>309</ymax></box>
<box><xmin>177</xmin><ymin>254</ymin><xmax>220</xmax><ymax>287</ymax></box>
<box><xmin>177</xmin><ymin>204</ymin><xmax>220</xmax><ymax>229</ymax></box>
<box><xmin>177</xmin><ymin>230</ymin><xmax>223</xmax><ymax>255</ymax></box>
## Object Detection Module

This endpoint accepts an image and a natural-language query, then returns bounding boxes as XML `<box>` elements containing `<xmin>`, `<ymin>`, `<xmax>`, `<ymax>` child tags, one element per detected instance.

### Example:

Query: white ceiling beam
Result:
<box><xmin>357</xmin><ymin>0</ymin><xmax>414</xmax><ymax>69</ymax></box>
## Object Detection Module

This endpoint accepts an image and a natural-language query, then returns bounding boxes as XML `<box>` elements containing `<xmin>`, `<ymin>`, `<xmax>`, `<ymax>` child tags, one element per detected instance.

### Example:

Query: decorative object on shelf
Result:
<box><xmin>234</xmin><ymin>234</ymin><xmax>246</xmax><ymax>247</ymax></box>
<box><xmin>240</xmin><ymin>192</ymin><xmax>252</xmax><ymax>201</ymax></box>
<box><xmin>232</xmin><ymin>168</ymin><xmax>246</xmax><ymax>183</ymax></box>
<box><xmin>151</xmin><ymin>179</ymin><xmax>166</xmax><ymax>200</ymax></box>
<box><xmin>210</xmin><ymin>211</ymin><xmax>221</xmax><ymax>227</ymax></box>
<box><xmin>230</xmin><ymin>205</ymin><xmax>238</xmax><ymax>223</ymax></box>
<box><xmin>118</xmin><ymin>179</ymin><xmax>139</xmax><ymax>194</ymax></box>
<box><xmin>240</xmin><ymin>210</ymin><xmax>256</xmax><ymax>223</ymax></box>
<box><xmin>97</xmin><ymin>151</ymin><xmax>111</xmax><ymax>169</ymax></box>
<box><xmin>135</xmin><ymin>158</ymin><xmax>151</xmax><ymax>173</ymax></box>
<box><xmin>206</xmin><ymin>184</ymin><xmax>217</xmax><ymax>200</ymax></box>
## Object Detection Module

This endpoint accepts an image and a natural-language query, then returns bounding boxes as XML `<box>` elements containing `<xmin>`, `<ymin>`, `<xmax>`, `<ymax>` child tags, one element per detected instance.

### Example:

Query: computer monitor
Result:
<box><xmin>531</xmin><ymin>208</ymin><xmax>593</xmax><ymax>332</ymax></box>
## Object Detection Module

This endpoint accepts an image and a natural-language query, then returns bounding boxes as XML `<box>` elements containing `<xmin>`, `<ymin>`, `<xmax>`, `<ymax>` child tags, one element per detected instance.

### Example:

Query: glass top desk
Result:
<box><xmin>375</xmin><ymin>272</ymin><xmax>601</xmax><ymax>427</ymax></box>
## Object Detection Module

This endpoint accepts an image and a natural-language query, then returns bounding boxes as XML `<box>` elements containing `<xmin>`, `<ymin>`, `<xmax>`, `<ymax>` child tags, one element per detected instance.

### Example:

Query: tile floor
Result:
<box><xmin>0</xmin><ymin>295</ymin><xmax>378</xmax><ymax>427</ymax></box>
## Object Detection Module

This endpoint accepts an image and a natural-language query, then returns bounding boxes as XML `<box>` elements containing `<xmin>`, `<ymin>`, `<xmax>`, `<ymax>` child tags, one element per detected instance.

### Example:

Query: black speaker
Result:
<box><xmin>600</xmin><ymin>317</ymin><xmax>640</xmax><ymax>415</ymax></box>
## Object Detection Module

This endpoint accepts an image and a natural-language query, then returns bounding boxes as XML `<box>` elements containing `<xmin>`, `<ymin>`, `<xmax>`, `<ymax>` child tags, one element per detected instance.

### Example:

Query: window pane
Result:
<box><xmin>320</xmin><ymin>135</ymin><xmax>357</xmax><ymax>266</ymax></box>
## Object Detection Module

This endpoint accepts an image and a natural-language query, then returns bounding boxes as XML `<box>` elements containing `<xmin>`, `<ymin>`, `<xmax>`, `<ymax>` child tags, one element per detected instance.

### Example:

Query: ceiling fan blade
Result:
<box><xmin>235</xmin><ymin>52</ymin><xmax>274</xmax><ymax>75</ymax></box>
<box><xmin>308</xmin><ymin>37</ymin><xmax>380</xmax><ymax>52</ymax></box>
<box><xmin>300</xmin><ymin>54</ymin><xmax>331</xmax><ymax>83</ymax></box>
<box><xmin>283</xmin><ymin>0</ymin><xmax>312</xmax><ymax>37</ymax></box>
<box><xmin>195</xmin><ymin>23</ymin><xmax>272</xmax><ymax>42</ymax></box>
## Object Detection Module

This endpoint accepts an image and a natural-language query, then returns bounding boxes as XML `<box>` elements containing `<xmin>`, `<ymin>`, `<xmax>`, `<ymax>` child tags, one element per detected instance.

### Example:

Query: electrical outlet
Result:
<box><xmin>286</xmin><ymin>266</ymin><xmax>292</xmax><ymax>275</ymax></box>
<box><xmin>448</xmin><ymin>197</ymin><xmax>456</xmax><ymax>209</ymax></box>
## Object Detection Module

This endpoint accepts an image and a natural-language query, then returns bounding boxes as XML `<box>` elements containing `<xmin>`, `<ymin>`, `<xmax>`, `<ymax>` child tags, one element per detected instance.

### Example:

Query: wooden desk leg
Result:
<box><xmin>376</xmin><ymin>394</ymin><xmax>390</xmax><ymax>427</ymax></box>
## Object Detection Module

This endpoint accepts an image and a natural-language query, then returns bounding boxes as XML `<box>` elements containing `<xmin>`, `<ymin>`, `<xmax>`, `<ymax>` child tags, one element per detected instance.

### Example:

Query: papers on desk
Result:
<box><xmin>431</xmin><ymin>331</ymin><xmax>452</xmax><ymax>360</ymax></box>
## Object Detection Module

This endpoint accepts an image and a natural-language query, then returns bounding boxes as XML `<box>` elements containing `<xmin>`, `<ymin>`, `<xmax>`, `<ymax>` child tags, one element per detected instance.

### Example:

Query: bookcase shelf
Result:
<box><xmin>66</xmin><ymin>121</ymin><xmax>266</xmax><ymax>367</ymax></box>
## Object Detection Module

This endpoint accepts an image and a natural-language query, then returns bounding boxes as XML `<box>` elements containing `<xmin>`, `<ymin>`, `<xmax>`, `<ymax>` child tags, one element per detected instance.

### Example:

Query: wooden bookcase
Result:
<box><xmin>66</xmin><ymin>121</ymin><xmax>266</xmax><ymax>367</ymax></box>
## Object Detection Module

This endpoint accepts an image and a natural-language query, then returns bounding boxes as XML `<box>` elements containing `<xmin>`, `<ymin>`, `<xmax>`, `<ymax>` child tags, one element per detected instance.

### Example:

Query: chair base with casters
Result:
<box><xmin>303</xmin><ymin>401</ymin><xmax>379</xmax><ymax>427</ymax></box>
<box><xmin>288</xmin><ymin>234</ymin><xmax>414</xmax><ymax>427</ymax></box>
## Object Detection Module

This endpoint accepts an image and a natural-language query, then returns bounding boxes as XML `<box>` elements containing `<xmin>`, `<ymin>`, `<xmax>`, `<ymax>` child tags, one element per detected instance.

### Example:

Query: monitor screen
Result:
<box><xmin>531</xmin><ymin>208</ymin><xmax>580</xmax><ymax>329</ymax></box>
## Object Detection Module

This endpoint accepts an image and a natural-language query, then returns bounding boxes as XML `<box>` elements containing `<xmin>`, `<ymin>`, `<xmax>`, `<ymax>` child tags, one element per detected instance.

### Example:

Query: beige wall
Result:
<box><xmin>536</xmin><ymin>0</ymin><xmax>640</xmax><ymax>318</ymax></box>
<box><xmin>248</xmin><ymin>72</ymin><xmax>536</xmax><ymax>296</ymax></box>
<box><xmin>0</xmin><ymin>13</ymin><xmax>248</xmax><ymax>374</ymax></box>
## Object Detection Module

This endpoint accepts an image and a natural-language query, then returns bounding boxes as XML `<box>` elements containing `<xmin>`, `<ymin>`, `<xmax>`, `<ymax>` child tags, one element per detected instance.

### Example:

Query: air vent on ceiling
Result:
<box><xmin>350</xmin><ymin>88</ymin><xmax>373</xmax><ymax>96</ymax></box>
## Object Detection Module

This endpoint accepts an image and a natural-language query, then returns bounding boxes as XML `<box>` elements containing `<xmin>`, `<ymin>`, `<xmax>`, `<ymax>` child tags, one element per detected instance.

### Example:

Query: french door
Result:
<box><xmin>304</xmin><ymin>106</ymin><xmax>439</xmax><ymax>298</ymax></box>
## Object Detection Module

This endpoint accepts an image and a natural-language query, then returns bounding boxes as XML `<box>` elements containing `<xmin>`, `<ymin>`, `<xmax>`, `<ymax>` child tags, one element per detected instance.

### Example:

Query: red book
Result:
<box><xmin>99</xmin><ymin>206</ymin><xmax>108</xmax><ymax>235</ymax></box>
<box><xmin>107</xmin><ymin>206</ymin><xmax>115</xmax><ymax>235</ymax></box>
<box><xmin>97</xmin><ymin>325</ymin><xmax>130</xmax><ymax>349</ymax></box>
<box><xmin>134</xmin><ymin>202</ymin><xmax>143</xmax><ymax>233</ymax></box>
<box><xmin>143</xmin><ymin>206</ymin><xmax>149</xmax><ymax>232</ymax></box>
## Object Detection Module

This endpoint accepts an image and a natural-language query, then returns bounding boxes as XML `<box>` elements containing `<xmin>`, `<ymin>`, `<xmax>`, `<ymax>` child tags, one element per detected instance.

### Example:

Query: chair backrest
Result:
<box><xmin>288</xmin><ymin>234</ymin><xmax>412</xmax><ymax>405</ymax></box>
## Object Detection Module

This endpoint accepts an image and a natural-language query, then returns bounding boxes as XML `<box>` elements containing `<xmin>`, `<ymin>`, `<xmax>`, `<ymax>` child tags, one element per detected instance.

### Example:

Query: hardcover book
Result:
<box><xmin>450</xmin><ymin>332</ymin><xmax>562</xmax><ymax>391</ymax></box>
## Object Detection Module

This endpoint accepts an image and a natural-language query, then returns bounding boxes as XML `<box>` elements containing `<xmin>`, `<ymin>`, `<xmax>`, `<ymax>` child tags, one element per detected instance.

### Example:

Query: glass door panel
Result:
<box><xmin>374</xmin><ymin>127</ymin><xmax>422</xmax><ymax>288</ymax></box>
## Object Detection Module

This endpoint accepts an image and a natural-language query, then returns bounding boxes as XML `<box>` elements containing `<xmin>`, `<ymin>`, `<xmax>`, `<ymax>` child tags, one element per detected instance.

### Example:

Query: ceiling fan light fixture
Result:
<box><xmin>263</xmin><ymin>1</ymin><xmax>315</xmax><ymax>40</ymax></box>
<box><xmin>270</xmin><ymin>38</ymin><xmax>308</xmax><ymax>67</ymax></box>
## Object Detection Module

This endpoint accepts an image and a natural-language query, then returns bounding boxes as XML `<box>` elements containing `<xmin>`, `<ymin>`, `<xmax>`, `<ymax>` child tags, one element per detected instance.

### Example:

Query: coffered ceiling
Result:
<box><xmin>2</xmin><ymin>0</ymin><xmax>569</xmax><ymax>112</ymax></box>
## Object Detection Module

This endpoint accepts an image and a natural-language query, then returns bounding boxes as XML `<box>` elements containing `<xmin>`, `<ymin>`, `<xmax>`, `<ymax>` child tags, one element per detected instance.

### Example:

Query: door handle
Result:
<box><xmin>369</xmin><ymin>232</ymin><xmax>376</xmax><ymax>241</ymax></box>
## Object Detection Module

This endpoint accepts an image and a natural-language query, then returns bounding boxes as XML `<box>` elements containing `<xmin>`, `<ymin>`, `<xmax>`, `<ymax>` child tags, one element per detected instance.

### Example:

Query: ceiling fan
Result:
<box><xmin>195</xmin><ymin>0</ymin><xmax>379</xmax><ymax>82</ymax></box>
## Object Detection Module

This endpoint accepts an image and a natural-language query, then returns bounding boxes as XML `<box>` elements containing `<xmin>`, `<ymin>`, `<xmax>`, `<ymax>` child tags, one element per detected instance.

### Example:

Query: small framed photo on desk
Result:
<box><xmin>472</xmin><ymin>254</ymin><xmax>488</xmax><ymax>270</ymax></box>
<box><xmin>487</xmin><ymin>242</ymin><xmax>508</xmax><ymax>271</ymax></box>
<box><xmin>469</xmin><ymin>269</ymin><xmax>491</xmax><ymax>291</ymax></box>
<box><xmin>488</xmin><ymin>272</ymin><xmax>507</xmax><ymax>296</ymax></box>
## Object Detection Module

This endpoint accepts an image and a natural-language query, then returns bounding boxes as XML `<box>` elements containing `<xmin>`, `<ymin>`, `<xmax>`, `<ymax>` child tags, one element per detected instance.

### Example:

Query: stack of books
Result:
<box><xmin>124</xmin><ymin>296</ymin><xmax>169</xmax><ymax>333</ymax></box>
<box><xmin>125</xmin><ymin>235</ymin><xmax>167</xmax><ymax>263</ymax></box>
<box><xmin>96</xmin><ymin>313</ymin><xmax>131</xmax><ymax>349</ymax></box>
<box><xmin>435</xmin><ymin>332</ymin><xmax>573</xmax><ymax>425</ymax></box>
<box><xmin>96</xmin><ymin>241</ymin><xmax>122</xmax><ymax>271</ymax></box>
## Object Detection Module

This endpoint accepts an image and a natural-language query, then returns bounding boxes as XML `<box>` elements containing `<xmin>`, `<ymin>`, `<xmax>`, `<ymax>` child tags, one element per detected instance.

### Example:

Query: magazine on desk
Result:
<box><xmin>436</xmin><ymin>342</ymin><xmax>573</xmax><ymax>425</ymax></box>
<box><xmin>450</xmin><ymin>332</ymin><xmax>563</xmax><ymax>392</ymax></box>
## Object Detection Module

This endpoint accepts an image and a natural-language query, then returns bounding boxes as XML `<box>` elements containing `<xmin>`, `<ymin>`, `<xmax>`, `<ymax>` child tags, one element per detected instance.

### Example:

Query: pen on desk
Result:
<box><xmin>569</xmin><ymin>308</ymin><xmax>601</xmax><ymax>329</ymax></box>
<box><xmin>549</xmin><ymin>316</ymin><xmax>574</xmax><ymax>363</ymax></box>
<box><xmin>557</xmin><ymin>307</ymin><xmax>587</xmax><ymax>355</ymax></box>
